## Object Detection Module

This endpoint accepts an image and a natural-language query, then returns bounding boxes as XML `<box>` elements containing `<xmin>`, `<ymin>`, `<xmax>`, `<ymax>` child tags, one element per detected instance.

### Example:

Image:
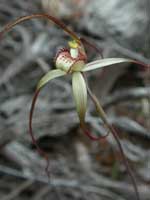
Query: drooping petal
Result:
<box><xmin>72</xmin><ymin>72</ymin><xmax>87</xmax><ymax>123</ymax></box>
<box><xmin>29</xmin><ymin>69</ymin><xmax>65</xmax><ymax>177</ymax></box>
<box><xmin>82</xmin><ymin>58</ymin><xmax>132</xmax><ymax>72</ymax></box>
<box><xmin>72</xmin><ymin>72</ymin><xmax>109</xmax><ymax>141</ymax></box>
<box><xmin>37</xmin><ymin>69</ymin><xmax>66</xmax><ymax>89</ymax></box>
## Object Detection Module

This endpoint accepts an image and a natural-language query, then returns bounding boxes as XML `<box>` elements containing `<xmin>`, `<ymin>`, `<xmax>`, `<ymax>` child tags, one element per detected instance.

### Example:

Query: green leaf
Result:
<box><xmin>82</xmin><ymin>58</ymin><xmax>132</xmax><ymax>72</ymax></box>
<box><xmin>37</xmin><ymin>69</ymin><xmax>66</xmax><ymax>89</ymax></box>
<box><xmin>72</xmin><ymin>72</ymin><xmax>87</xmax><ymax>123</ymax></box>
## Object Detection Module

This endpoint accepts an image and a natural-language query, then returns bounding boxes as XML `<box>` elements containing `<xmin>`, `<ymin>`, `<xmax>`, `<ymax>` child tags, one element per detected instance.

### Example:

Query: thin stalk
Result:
<box><xmin>86</xmin><ymin>83</ymin><xmax>140</xmax><ymax>200</ymax></box>
<box><xmin>0</xmin><ymin>13</ymin><xmax>80</xmax><ymax>43</ymax></box>
<box><xmin>29</xmin><ymin>89</ymin><xmax>50</xmax><ymax>179</ymax></box>
<box><xmin>80</xmin><ymin>122</ymin><xmax>109</xmax><ymax>141</ymax></box>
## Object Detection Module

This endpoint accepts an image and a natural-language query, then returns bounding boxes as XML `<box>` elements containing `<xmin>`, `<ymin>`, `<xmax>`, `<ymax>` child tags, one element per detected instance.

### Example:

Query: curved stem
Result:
<box><xmin>86</xmin><ymin>83</ymin><xmax>140</xmax><ymax>200</ymax></box>
<box><xmin>0</xmin><ymin>13</ymin><xmax>80</xmax><ymax>43</ymax></box>
<box><xmin>29</xmin><ymin>89</ymin><xmax>50</xmax><ymax>179</ymax></box>
<box><xmin>80</xmin><ymin>122</ymin><xmax>109</xmax><ymax>141</ymax></box>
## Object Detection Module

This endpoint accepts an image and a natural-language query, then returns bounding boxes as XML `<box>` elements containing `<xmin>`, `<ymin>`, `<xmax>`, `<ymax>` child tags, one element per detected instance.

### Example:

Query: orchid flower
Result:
<box><xmin>0</xmin><ymin>13</ymin><xmax>146</xmax><ymax>200</ymax></box>
<box><xmin>34</xmin><ymin>40</ymin><xmax>132</xmax><ymax>139</ymax></box>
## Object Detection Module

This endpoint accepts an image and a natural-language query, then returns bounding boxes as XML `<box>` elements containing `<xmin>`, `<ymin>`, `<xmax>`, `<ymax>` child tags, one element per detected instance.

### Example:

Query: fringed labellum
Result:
<box><xmin>55</xmin><ymin>40</ymin><xmax>87</xmax><ymax>73</ymax></box>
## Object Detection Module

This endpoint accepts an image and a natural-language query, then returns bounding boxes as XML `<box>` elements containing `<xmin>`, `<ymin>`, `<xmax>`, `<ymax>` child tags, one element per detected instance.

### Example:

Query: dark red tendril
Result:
<box><xmin>80</xmin><ymin>123</ymin><xmax>109</xmax><ymax>141</ymax></box>
<box><xmin>0</xmin><ymin>13</ymin><xmax>80</xmax><ymax>43</ymax></box>
<box><xmin>29</xmin><ymin>89</ymin><xmax>50</xmax><ymax>178</ymax></box>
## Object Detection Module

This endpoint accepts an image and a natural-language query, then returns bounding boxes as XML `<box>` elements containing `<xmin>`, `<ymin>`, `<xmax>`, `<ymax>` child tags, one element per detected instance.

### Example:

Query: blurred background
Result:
<box><xmin>0</xmin><ymin>0</ymin><xmax>150</xmax><ymax>199</ymax></box>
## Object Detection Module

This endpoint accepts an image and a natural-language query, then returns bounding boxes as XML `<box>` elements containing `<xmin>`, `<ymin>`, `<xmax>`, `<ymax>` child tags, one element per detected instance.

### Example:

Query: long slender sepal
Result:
<box><xmin>82</xmin><ymin>58</ymin><xmax>132</xmax><ymax>72</ymax></box>
<box><xmin>72</xmin><ymin>72</ymin><xmax>87</xmax><ymax>122</ymax></box>
<box><xmin>86</xmin><ymin>85</ymin><xmax>140</xmax><ymax>200</ymax></box>
<box><xmin>0</xmin><ymin>13</ymin><xmax>81</xmax><ymax>43</ymax></box>
<box><xmin>29</xmin><ymin>69</ymin><xmax>65</xmax><ymax>178</ymax></box>
<box><xmin>72</xmin><ymin>73</ymin><xmax>109</xmax><ymax>141</ymax></box>
<box><xmin>37</xmin><ymin>69</ymin><xmax>66</xmax><ymax>89</ymax></box>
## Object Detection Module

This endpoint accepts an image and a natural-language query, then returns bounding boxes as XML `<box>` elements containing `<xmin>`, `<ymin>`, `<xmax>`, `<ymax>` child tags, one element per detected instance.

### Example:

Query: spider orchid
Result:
<box><xmin>0</xmin><ymin>13</ymin><xmax>147</xmax><ymax>200</ymax></box>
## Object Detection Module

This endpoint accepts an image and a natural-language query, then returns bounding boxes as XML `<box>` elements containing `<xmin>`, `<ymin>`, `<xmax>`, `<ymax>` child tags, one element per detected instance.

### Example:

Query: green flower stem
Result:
<box><xmin>86</xmin><ymin>83</ymin><xmax>140</xmax><ymax>200</ymax></box>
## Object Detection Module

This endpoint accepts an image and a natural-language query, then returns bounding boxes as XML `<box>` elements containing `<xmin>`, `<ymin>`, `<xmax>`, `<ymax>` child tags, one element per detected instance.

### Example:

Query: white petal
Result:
<box><xmin>82</xmin><ymin>58</ymin><xmax>132</xmax><ymax>72</ymax></box>
<box><xmin>72</xmin><ymin>72</ymin><xmax>87</xmax><ymax>122</ymax></box>
<box><xmin>37</xmin><ymin>69</ymin><xmax>66</xmax><ymax>89</ymax></box>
